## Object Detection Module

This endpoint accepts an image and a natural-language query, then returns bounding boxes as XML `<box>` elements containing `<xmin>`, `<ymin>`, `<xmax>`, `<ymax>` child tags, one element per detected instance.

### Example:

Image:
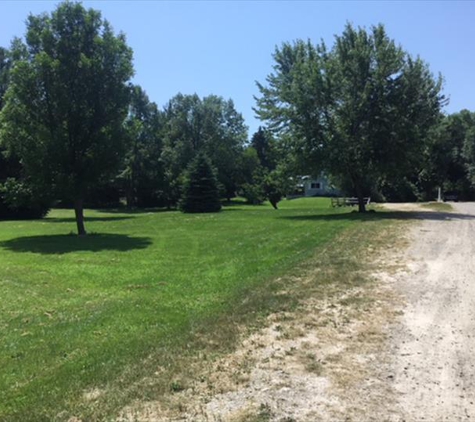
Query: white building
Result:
<box><xmin>292</xmin><ymin>175</ymin><xmax>340</xmax><ymax>197</ymax></box>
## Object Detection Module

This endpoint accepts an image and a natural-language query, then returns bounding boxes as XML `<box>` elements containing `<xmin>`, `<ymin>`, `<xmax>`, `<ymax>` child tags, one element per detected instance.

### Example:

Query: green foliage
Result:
<box><xmin>179</xmin><ymin>153</ymin><xmax>221</xmax><ymax>213</ymax></box>
<box><xmin>119</xmin><ymin>85</ymin><xmax>165</xmax><ymax>207</ymax></box>
<box><xmin>0</xmin><ymin>1</ymin><xmax>134</xmax><ymax>234</ymax></box>
<box><xmin>263</xmin><ymin>170</ymin><xmax>287</xmax><ymax>209</ymax></box>
<box><xmin>250</xmin><ymin>127</ymin><xmax>277</xmax><ymax>170</ymax></box>
<box><xmin>85</xmin><ymin>180</ymin><xmax>122</xmax><ymax>209</ymax></box>
<box><xmin>0</xmin><ymin>47</ymin><xmax>11</xmax><ymax>110</ymax></box>
<box><xmin>419</xmin><ymin>110</ymin><xmax>475</xmax><ymax>200</ymax></box>
<box><xmin>378</xmin><ymin>177</ymin><xmax>419</xmax><ymax>203</ymax></box>
<box><xmin>0</xmin><ymin>178</ymin><xmax>50</xmax><ymax>219</ymax></box>
<box><xmin>460</xmin><ymin>112</ymin><xmax>475</xmax><ymax>191</ymax></box>
<box><xmin>255</xmin><ymin>23</ymin><xmax>446</xmax><ymax>211</ymax></box>
<box><xmin>241</xmin><ymin>181</ymin><xmax>266</xmax><ymax>205</ymax></box>
<box><xmin>239</xmin><ymin>147</ymin><xmax>289</xmax><ymax>207</ymax></box>
<box><xmin>241</xmin><ymin>169</ymin><xmax>289</xmax><ymax>208</ymax></box>
<box><xmin>239</xmin><ymin>151</ymin><xmax>266</xmax><ymax>205</ymax></box>
<box><xmin>0</xmin><ymin>121</ymin><xmax>51</xmax><ymax>219</ymax></box>
<box><xmin>238</xmin><ymin>147</ymin><xmax>262</xmax><ymax>186</ymax></box>
<box><xmin>162</xmin><ymin>93</ymin><xmax>247</xmax><ymax>203</ymax></box>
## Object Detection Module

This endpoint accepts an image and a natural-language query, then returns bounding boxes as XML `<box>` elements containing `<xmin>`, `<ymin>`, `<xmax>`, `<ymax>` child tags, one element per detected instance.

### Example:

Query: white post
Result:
<box><xmin>437</xmin><ymin>187</ymin><xmax>442</xmax><ymax>202</ymax></box>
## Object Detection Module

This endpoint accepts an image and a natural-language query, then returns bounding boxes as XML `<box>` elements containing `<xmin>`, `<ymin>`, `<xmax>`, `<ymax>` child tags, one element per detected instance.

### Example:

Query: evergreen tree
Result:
<box><xmin>180</xmin><ymin>153</ymin><xmax>221</xmax><ymax>213</ymax></box>
<box><xmin>250</xmin><ymin>127</ymin><xmax>276</xmax><ymax>170</ymax></box>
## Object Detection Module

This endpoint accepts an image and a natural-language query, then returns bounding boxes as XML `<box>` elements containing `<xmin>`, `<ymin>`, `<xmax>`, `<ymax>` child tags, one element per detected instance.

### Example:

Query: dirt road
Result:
<box><xmin>388</xmin><ymin>202</ymin><xmax>475</xmax><ymax>421</ymax></box>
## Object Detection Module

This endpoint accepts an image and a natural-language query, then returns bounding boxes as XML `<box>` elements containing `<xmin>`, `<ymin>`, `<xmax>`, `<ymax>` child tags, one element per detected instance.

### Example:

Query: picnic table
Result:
<box><xmin>331</xmin><ymin>197</ymin><xmax>371</xmax><ymax>207</ymax></box>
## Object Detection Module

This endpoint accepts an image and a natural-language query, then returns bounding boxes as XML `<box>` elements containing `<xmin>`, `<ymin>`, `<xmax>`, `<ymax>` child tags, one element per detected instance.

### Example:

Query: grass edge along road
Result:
<box><xmin>0</xmin><ymin>198</ymin><xmax>411</xmax><ymax>421</ymax></box>
<box><xmin>127</xmin><ymin>205</ymin><xmax>413</xmax><ymax>421</ymax></box>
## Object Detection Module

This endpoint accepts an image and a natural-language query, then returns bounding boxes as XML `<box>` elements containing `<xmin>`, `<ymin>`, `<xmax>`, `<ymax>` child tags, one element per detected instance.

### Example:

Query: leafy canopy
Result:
<box><xmin>0</xmin><ymin>1</ymin><xmax>134</xmax><ymax>233</ymax></box>
<box><xmin>162</xmin><ymin>93</ymin><xmax>248</xmax><ymax>202</ymax></box>
<box><xmin>255</xmin><ymin>23</ymin><xmax>446</xmax><ymax>211</ymax></box>
<box><xmin>120</xmin><ymin>85</ymin><xmax>165</xmax><ymax>208</ymax></box>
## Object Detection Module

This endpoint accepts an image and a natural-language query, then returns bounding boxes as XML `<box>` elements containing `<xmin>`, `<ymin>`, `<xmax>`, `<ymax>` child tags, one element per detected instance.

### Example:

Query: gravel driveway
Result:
<box><xmin>389</xmin><ymin>202</ymin><xmax>475</xmax><ymax>421</ymax></box>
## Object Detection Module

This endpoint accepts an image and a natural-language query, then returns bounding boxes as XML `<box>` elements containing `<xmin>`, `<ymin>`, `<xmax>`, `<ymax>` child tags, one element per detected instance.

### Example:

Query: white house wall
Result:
<box><xmin>303</xmin><ymin>178</ymin><xmax>340</xmax><ymax>196</ymax></box>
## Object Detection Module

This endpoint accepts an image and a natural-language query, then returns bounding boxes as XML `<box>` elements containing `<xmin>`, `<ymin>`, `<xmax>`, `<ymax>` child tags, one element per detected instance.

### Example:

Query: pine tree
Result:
<box><xmin>180</xmin><ymin>154</ymin><xmax>221</xmax><ymax>213</ymax></box>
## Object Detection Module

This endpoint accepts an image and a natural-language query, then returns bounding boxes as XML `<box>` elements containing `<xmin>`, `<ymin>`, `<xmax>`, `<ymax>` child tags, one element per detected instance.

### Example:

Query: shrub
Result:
<box><xmin>241</xmin><ymin>182</ymin><xmax>265</xmax><ymax>205</ymax></box>
<box><xmin>263</xmin><ymin>178</ymin><xmax>283</xmax><ymax>209</ymax></box>
<box><xmin>0</xmin><ymin>178</ymin><xmax>50</xmax><ymax>220</ymax></box>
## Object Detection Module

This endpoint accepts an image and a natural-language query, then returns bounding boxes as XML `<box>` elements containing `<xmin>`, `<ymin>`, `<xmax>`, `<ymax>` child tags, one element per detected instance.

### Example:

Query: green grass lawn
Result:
<box><xmin>0</xmin><ymin>198</ymin><xmax>376</xmax><ymax>421</ymax></box>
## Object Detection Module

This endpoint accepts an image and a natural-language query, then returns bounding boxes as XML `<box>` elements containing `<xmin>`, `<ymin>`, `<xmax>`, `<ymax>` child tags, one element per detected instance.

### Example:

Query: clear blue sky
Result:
<box><xmin>2</xmin><ymin>1</ymin><xmax>475</xmax><ymax>137</ymax></box>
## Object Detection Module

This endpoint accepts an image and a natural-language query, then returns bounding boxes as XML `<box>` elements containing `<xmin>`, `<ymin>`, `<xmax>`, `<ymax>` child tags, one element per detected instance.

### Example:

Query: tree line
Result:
<box><xmin>1</xmin><ymin>2</ymin><xmax>475</xmax><ymax>234</ymax></box>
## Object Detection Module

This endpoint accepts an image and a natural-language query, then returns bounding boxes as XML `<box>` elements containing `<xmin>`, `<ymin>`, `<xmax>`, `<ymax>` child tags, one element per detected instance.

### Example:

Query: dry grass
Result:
<box><xmin>421</xmin><ymin>201</ymin><xmax>453</xmax><ymax>212</ymax></box>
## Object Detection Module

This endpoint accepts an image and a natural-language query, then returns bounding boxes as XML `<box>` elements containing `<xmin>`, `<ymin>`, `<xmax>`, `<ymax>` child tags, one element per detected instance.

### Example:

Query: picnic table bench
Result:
<box><xmin>331</xmin><ymin>197</ymin><xmax>371</xmax><ymax>207</ymax></box>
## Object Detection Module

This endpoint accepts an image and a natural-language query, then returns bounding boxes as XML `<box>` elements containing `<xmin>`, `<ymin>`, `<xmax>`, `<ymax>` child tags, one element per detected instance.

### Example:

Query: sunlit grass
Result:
<box><xmin>0</xmin><ymin>198</ymin><xmax>386</xmax><ymax>420</ymax></box>
<box><xmin>421</xmin><ymin>201</ymin><xmax>453</xmax><ymax>212</ymax></box>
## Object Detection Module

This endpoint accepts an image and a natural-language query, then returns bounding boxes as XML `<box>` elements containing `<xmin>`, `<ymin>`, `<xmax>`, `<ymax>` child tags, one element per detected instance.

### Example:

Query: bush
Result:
<box><xmin>179</xmin><ymin>154</ymin><xmax>221</xmax><ymax>213</ymax></box>
<box><xmin>0</xmin><ymin>178</ymin><xmax>50</xmax><ymax>220</ymax></box>
<box><xmin>379</xmin><ymin>177</ymin><xmax>419</xmax><ymax>202</ymax></box>
<box><xmin>241</xmin><ymin>182</ymin><xmax>265</xmax><ymax>205</ymax></box>
<box><xmin>263</xmin><ymin>177</ymin><xmax>283</xmax><ymax>210</ymax></box>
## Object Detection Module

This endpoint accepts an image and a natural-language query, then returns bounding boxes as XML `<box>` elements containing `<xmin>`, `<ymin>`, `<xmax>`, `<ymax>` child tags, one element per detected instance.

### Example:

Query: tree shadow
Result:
<box><xmin>280</xmin><ymin>210</ymin><xmax>475</xmax><ymax>222</ymax></box>
<box><xmin>0</xmin><ymin>234</ymin><xmax>153</xmax><ymax>255</ymax></box>
<box><xmin>222</xmin><ymin>200</ymin><xmax>252</xmax><ymax>207</ymax></box>
<box><xmin>220</xmin><ymin>208</ymin><xmax>248</xmax><ymax>212</ymax></box>
<box><xmin>43</xmin><ymin>216</ymin><xmax>135</xmax><ymax>223</ymax></box>
<box><xmin>95</xmin><ymin>207</ymin><xmax>173</xmax><ymax>215</ymax></box>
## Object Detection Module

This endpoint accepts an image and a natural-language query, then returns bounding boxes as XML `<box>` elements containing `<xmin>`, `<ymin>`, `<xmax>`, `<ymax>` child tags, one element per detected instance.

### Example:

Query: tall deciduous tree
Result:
<box><xmin>120</xmin><ymin>85</ymin><xmax>164</xmax><ymax>207</ymax></box>
<box><xmin>0</xmin><ymin>45</ymin><xmax>52</xmax><ymax>220</ymax></box>
<box><xmin>0</xmin><ymin>2</ymin><xmax>134</xmax><ymax>234</ymax></box>
<box><xmin>255</xmin><ymin>24</ymin><xmax>446</xmax><ymax>212</ymax></box>
<box><xmin>0</xmin><ymin>47</ymin><xmax>11</xmax><ymax>110</ymax></box>
<box><xmin>162</xmin><ymin>93</ymin><xmax>247</xmax><ymax>203</ymax></box>
<box><xmin>463</xmin><ymin>112</ymin><xmax>475</xmax><ymax>189</ymax></box>
<box><xmin>425</xmin><ymin>111</ymin><xmax>474</xmax><ymax>199</ymax></box>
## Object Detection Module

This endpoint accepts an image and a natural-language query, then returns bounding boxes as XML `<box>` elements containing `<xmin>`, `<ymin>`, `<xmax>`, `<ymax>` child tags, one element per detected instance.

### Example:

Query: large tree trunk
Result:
<box><xmin>74</xmin><ymin>198</ymin><xmax>87</xmax><ymax>236</ymax></box>
<box><xmin>355</xmin><ymin>182</ymin><xmax>366</xmax><ymax>213</ymax></box>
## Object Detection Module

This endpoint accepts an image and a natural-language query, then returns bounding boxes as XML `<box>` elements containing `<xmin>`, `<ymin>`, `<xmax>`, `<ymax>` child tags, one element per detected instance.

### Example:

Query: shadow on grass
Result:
<box><xmin>43</xmin><ymin>216</ymin><xmax>135</xmax><ymax>223</ymax></box>
<box><xmin>280</xmin><ymin>210</ymin><xmax>475</xmax><ymax>222</ymax></box>
<box><xmin>95</xmin><ymin>207</ymin><xmax>173</xmax><ymax>215</ymax></box>
<box><xmin>222</xmin><ymin>200</ymin><xmax>254</xmax><ymax>207</ymax></box>
<box><xmin>0</xmin><ymin>233</ymin><xmax>152</xmax><ymax>254</ymax></box>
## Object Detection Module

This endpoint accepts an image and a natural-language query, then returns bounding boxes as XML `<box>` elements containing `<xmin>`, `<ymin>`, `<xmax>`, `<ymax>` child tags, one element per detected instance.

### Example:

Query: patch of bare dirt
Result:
<box><xmin>380</xmin><ymin>202</ymin><xmax>429</xmax><ymax>213</ymax></box>
<box><xmin>120</xmin><ymin>223</ymin><xmax>408</xmax><ymax>421</ymax></box>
